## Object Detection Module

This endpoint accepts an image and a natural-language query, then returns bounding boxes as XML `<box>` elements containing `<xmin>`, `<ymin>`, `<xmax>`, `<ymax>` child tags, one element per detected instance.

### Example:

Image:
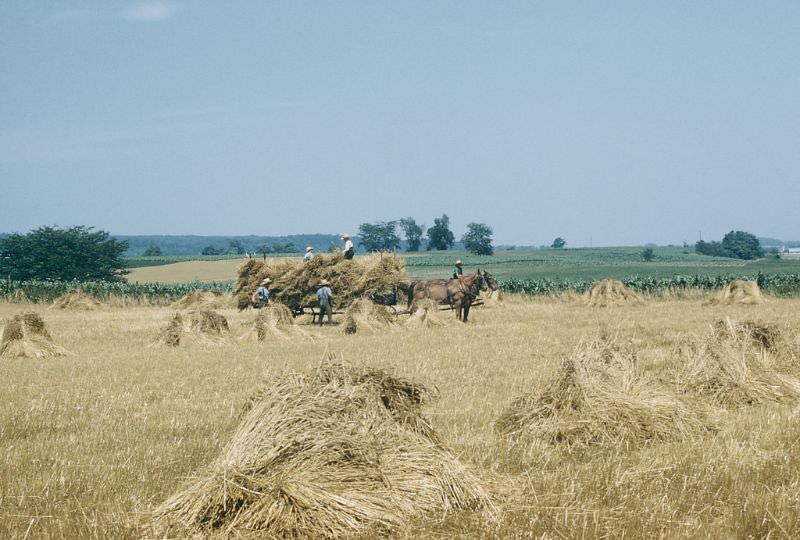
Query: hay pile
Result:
<box><xmin>240</xmin><ymin>303</ymin><xmax>310</xmax><ymax>341</ymax></box>
<box><xmin>51</xmin><ymin>289</ymin><xmax>104</xmax><ymax>310</ymax></box>
<box><xmin>151</xmin><ymin>310</ymin><xmax>232</xmax><ymax>347</ymax></box>
<box><xmin>707</xmin><ymin>279</ymin><xmax>765</xmax><ymax>305</ymax></box>
<box><xmin>585</xmin><ymin>280</ymin><xmax>643</xmax><ymax>307</ymax></box>
<box><xmin>171</xmin><ymin>290</ymin><xmax>234</xmax><ymax>310</ymax></box>
<box><xmin>405</xmin><ymin>298</ymin><xmax>448</xmax><ymax>329</ymax></box>
<box><xmin>1</xmin><ymin>313</ymin><xmax>68</xmax><ymax>358</ymax></box>
<box><xmin>677</xmin><ymin>319</ymin><xmax>800</xmax><ymax>405</ymax></box>
<box><xmin>342</xmin><ymin>298</ymin><xmax>397</xmax><ymax>335</ymax></box>
<box><xmin>496</xmin><ymin>339</ymin><xmax>707</xmax><ymax>448</ymax></box>
<box><xmin>234</xmin><ymin>252</ymin><xmax>409</xmax><ymax>311</ymax></box>
<box><xmin>152</xmin><ymin>357</ymin><xmax>492</xmax><ymax>538</ymax></box>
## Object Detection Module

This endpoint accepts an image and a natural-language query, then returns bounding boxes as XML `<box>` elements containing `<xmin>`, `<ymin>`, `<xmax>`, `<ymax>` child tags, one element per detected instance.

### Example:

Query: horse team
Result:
<box><xmin>408</xmin><ymin>270</ymin><xmax>498</xmax><ymax>322</ymax></box>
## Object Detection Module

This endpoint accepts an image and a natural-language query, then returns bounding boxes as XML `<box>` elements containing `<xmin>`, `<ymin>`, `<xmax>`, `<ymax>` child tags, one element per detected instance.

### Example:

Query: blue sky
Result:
<box><xmin>1</xmin><ymin>2</ymin><xmax>798</xmax><ymax>246</ymax></box>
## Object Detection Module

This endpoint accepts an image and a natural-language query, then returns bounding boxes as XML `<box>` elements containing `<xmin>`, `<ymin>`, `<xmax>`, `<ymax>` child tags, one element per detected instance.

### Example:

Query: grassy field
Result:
<box><xmin>126</xmin><ymin>247</ymin><xmax>800</xmax><ymax>284</ymax></box>
<box><xmin>2</xmin><ymin>295</ymin><xmax>799</xmax><ymax>538</ymax></box>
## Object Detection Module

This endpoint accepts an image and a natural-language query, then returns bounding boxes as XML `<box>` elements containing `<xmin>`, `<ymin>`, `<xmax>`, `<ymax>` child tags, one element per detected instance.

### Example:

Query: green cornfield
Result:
<box><xmin>498</xmin><ymin>273</ymin><xmax>800</xmax><ymax>297</ymax></box>
<box><xmin>0</xmin><ymin>279</ymin><xmax>234</xmax><ymax>304</ymax></box>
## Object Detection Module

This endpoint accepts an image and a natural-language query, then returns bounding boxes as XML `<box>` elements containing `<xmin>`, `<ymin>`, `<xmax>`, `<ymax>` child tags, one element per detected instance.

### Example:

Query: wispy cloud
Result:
<box><xmin>121</xmin><ymin>3</ymin><xmax>178</xmax><ymax>23</ymax></box>
<box><xmin>50</xmin><ymin>3</ymin><xmax>178</xmax><ymax>24</ymax></box>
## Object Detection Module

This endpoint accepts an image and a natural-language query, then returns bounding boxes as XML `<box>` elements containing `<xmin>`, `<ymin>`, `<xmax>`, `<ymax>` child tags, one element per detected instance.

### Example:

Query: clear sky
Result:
<box><xmin>1</xmin><ymin>2</ymin><xmax>798</xmax><ymax>246</ymax></box>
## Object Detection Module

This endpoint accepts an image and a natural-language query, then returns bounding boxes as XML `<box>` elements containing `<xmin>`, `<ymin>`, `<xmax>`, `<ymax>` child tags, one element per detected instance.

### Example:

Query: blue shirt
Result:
<box><xmin>316</xmin><ymin>286</ymin><xmax>332</xmax><ymax>305</ymax></box>
<box><xmin>256</xmin><ymin>286</ymin><xmax>269</xmax><ymax>301</ymax></box>
<box><xmin>303</xmin><ymin>252</ymin><xmax>314</xmax><ymax>261</ymax></box>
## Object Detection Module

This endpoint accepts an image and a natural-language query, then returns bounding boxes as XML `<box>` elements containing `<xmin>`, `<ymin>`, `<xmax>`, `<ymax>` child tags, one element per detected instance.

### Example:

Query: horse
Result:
<box><xmin>407</xmin><ymin>270</ymin><xmax>487</xmax><ymax>322</ymax></box>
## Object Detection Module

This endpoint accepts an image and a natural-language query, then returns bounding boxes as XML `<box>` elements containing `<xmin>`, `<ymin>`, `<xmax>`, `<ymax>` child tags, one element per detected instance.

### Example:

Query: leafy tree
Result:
<box><xmin>462</xmin><ymin>222</ymin><xmax>494</xmax><ymax>256</ymax></box>
<box><xmin>695</xmin><ymin>240</ymin><xmax>728</xmax><ymax>257</ymax></box>
<box><xmin>358</xmin><ymin>221</ymin><xmax>400</xmax><ymax>252</ymax></box>
<box><xmin>426</xmin><ymin>214</ymin><xmax>455</xmax><ymax>251</ymax></box>
<box><xmin>0</xmin><ymin>225</ymin><xmax>128</xmax><ymax>281</ymax></box>
<box><xmin>641</xmin><ymin>247</ymin><xmax>655</xmax><ymax>262</ymax></box>
<box><xmin>228</xmin><ymin>239</ymin><xmax>246</xmax><ymax>255</ymax></box>
<box><xmin>201</xmin><ymin>246</ymin><xmax>225</xmax><ymax>255</ymax></box>
<box><xmin>142</xmin><ymin>244</ymin><xmax>162</xmax><ymax>256</ymax></box>
<box><xmin>255</xmin><ymin>243</ymin><xmax>272</xmax><ymax>257</ymax></box>
<box><xmin>721</xmin><ymin>230</ymin><xmax>764</xmax><ymax>260</ymax></box>
<box><xmin>398</xmin><ymin>217</ymin><xmax>424</xmax><ymax>252</ymax></box>
<box><xmin>551</xmin><ymin>237</ymin><xmax>566</xmax><ymax>249</ymax></box>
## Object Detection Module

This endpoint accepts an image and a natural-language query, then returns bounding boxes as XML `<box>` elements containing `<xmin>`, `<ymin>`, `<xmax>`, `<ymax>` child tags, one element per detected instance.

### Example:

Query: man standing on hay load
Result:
<box><xmin>342</xmin><ymin>234</ymin><xmax>355</xmax><ymax>260</ymax></box>
<box><xmin>251</xmin><ymin>278</ymin><xmax>272</xmax><ymax>308</ymax></box>
<box><xmin>303</xmin><ymin>246</ymin><xmax>314</xmax><ymax>262</ymax></box>
<box><xmin>316</xmin><ymin>279</ymin><xmax>334</xmax><ymax>326</ymax></box>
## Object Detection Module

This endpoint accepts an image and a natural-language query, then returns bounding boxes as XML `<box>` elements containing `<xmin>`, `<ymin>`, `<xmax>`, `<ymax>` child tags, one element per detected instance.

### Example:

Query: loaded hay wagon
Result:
<box><xmin>234</xmin><ymin>252</ymin><xmax>411</xmax><ymax>317</ymax></box>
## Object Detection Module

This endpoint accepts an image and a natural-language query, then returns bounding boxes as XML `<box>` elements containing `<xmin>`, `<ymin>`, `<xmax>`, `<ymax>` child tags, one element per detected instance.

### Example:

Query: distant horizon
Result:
<box><xmin>4</xmin><ymin>228</ymin><xmax>797</xmax><ymax>250</ymax></box>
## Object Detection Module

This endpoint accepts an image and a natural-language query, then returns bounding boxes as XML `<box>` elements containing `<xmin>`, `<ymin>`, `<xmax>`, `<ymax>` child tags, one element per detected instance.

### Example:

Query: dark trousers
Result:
<box><xmin>318</xmin><ymin>302</ymin><xmax>333</xmax><ymax>325</ymax></box>
<box><xmin>344</xmin><ymin>248</ymin><xmax>354</xmax><ymax>260</ymax></box>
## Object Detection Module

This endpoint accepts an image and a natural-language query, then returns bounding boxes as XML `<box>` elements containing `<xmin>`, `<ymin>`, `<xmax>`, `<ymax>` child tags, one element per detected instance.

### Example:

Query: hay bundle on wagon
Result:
<box><xmin>51</xmin><ymin>289</ymin><xmax>104</xmax><ymax>310</ymax></box>
<box><xmin>234</xmin><ymin>252</ymin><xmax>410</xmax><ymax>313</ymax></box>
<box><xmin>496</xmin><ymin>339</ymin><xmax>709</xmax><ymax>449</ymax></box>
<box><xmin>707</xmin><ymin>279</ymin><xmax>765</xmax><ymax>305</ymax></box>
<box><xmin>151</xmin><ymin>357</ymin><xmax>492</xmax><ymax>538</ymax></box>
<box><xmin>585</xmin><ymin>280</ymin><xmax>643</xmax><ymax>307</ymax></box>
<box><xmin>1</xmin><ymin>313</ymin><xmax>68</xmax><ymax>358</ymax></box>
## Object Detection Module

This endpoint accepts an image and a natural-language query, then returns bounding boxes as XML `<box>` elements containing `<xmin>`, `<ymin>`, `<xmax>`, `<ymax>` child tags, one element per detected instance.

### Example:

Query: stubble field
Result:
<box><xmin>2</xmin><ymin>295</ymin><xmax>800</xmax><ymax>538</ymax></box>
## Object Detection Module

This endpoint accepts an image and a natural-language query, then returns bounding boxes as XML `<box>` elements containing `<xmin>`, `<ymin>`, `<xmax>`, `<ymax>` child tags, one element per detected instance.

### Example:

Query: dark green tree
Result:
<box><xmin>255</xmin><ymin>243</ymin><xmax>272</xmax><ymax>257</ymax></box>
<box><xmin>462</xmin><ymin>222</ymin><xmax>494</xmax><ymax>256</ymax></box>
<box><xmin>0</xmin><ymin>225</ymin><xmax>128</xmax><ymax>281</ymax></box>
<box><xmin>426</xmin><ymin>214</ymin><xmax>455</xmax><ymax>251</ymax></box>
<box><xmin>398</xmin><ymin>217</ymin><xmax>424</xmax><ymax>252</ymax></box>
<box><xmin>695</xmin><ymin>240</ymin><xmax>728</xmax><ymax>257</ymax></box>
<box><xmin>721</xmin><ymin>230</ymin><xmax>764</xmax><ymax>260</ymax></box>
<box><xmin>551</xmin><ymin>237</ymin><xmax>566</xmax><ymax>249</ymax></box>
<box><xmin>201</xmin><ymin>246</ymin><xmax>225</xmax><ymax>255</ymax></box>
<box><xmin>358</xmin><ymin>221</ymin><xmax>400</xmax><ymax>252</ymax></box>
<box><xmin>642</xmin><ymin>247</ymin><xmax>655</xmax><ymax>261</ymax></box>
<box><xmin>228</xmin><ymin>239</ymin><xmax>246</xmax><ymax>255</ymax></box>
<box><xmin>142</xmin><ymin>244</ymin><xmax>162</xmax><ymax>256</ymax></box>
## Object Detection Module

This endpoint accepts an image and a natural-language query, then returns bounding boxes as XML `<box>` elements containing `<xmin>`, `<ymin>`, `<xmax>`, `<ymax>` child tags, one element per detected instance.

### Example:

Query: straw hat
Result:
<box><xmin>341</xmin><ymin>233</ymin><xmax>350</xmax><ymax>240</ymax></box>
<box><xmin>261</xmin><ymin>278</ymin><xmax>272</xmax><ymax>285</ymax></box>
<box><xmin>455</xmin><ymin>260</ymin><xmax>462</xmax><ymax>265</ymax></box>
<box><xmin>305</xmin><ymin>246</ymin><xmax>314</xmax><ymax>252</ymax></box>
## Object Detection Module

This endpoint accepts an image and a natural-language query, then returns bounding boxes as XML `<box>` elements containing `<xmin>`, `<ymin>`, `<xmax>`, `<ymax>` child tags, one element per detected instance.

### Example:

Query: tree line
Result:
<box><xmin>357</xmin><ymin>214</ymin><xmax>494</xmax><ymax>256</ymax></box>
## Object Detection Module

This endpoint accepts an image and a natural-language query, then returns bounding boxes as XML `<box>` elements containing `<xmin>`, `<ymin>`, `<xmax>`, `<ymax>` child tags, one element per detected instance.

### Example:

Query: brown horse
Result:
<box><xmin>408</xmin><ymin>271</ymin><xmax>487</xmax><ymax>322</ymax></box>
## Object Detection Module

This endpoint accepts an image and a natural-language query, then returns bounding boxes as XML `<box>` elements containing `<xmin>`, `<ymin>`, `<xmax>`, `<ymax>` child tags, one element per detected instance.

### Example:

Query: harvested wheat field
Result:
<box><xmin>585</xmin><ymin>279</ymin><xmax>643</xmax><ymax>307</ymax></box>
<box><xmin>2</xmin><ymin>296</ymin><xmax>800</xmax><ymax>538</ymax></box>
<box><xmin>152</xmin><ymin>356</ymin><xmax>492</xmax><ymax>538</ymax></box>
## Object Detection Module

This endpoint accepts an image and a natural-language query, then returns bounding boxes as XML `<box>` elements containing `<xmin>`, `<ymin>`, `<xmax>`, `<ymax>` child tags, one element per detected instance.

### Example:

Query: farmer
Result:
<box><xmin>303</xmin><ymin>246</ymin><xmax>314</xmax><ymax>262</ymax></box>
<box><xmin>316</xmin><ymin>279</ymin><xmax>334</xmax><ymax>326</ymax></box>
<box><xmin>342</xmin><ymin>234</ymin><xmax>355</xmax><ymax>260</ymax></box>
<box><xmin>251</xmin><ymin>278</ymin><xmax>271</xmax><ymax>308</ymax></box>
<box><xmin>452</xmin><ymin>260</ymin><xmax>463</xmax><ymax>279</ymax></box>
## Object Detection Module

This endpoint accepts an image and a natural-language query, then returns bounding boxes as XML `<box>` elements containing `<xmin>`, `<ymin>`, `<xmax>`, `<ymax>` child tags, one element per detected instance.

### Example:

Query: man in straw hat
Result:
<box><xmin>452</xmin><ymin>260</ymin><xmax>463</xmax><ymax>280</ymax></box>
<box><xmin>316</xmin><ymin>279</ymin><xmax>334</xmax><ymax>326</ymax></box>
<box><xmin>303</xmin><ymin>246</ymin><xmax>314</xmax><ymax>262</ymax></box>
<box><xmin>342</xmin><ymin>234</ymin><xmax>355</xmax><ymax>260</ymax></box>
<box><xmin>251</xmin><ymin>278</ymin><xmax>272</xmax><ymax>308</ymax></box>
